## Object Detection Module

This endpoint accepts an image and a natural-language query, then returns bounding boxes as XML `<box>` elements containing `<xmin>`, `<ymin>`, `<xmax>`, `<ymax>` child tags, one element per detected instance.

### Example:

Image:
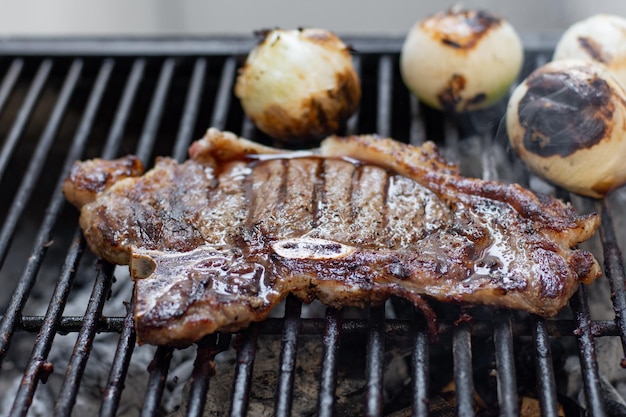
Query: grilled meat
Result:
<box><xmin>63</xmin><ymin>128</ymin><xmax>601</xmax><ymax>346</ymax></box>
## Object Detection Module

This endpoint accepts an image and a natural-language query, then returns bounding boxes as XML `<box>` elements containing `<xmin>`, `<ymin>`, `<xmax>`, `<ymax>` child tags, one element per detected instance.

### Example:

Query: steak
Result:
<box><xmin>63</xmin><ymin>128</ymin><xmax>601</xmax><ymax>346</ymax></box>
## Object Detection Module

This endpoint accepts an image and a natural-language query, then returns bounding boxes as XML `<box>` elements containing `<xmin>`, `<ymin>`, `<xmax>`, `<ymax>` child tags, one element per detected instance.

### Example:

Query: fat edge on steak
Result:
<box><xmin>62</xmin><ymin>128</ymin><xmax>601</xmax><ymax>346</ymax></box>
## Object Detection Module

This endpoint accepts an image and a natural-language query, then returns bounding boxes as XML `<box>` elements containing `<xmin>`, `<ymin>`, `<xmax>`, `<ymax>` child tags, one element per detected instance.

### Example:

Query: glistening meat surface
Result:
<box><xmin>63</xmin><ymin>128</ymin><xmax>601</xmax><ymax>346</ymax></box>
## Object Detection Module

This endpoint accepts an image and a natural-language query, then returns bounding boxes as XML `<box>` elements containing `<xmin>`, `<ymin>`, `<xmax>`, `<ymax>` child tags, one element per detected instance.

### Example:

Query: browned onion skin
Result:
<box><xmin>507</xmin><ymin>59</ymin><xmax>626</xmax><ymax>198</ymax></box>
<box><xmin>234</xmin><ymin>28</ymin><xmax>361</xmax><ymax>144</ymax></box>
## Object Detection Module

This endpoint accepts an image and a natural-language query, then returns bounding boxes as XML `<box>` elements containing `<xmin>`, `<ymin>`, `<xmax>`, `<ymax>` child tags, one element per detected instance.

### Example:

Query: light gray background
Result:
<box><xmin>1</xmin><ymin>1</ymin><xmax>626</xmax><ymax>38</ymax></box>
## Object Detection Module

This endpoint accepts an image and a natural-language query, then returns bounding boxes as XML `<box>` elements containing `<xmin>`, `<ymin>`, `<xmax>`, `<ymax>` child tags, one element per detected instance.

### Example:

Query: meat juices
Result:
<box><xmin>63</xmin><ymin>128</ymin><xmax>601</xmax><ymax>346</ymax></box>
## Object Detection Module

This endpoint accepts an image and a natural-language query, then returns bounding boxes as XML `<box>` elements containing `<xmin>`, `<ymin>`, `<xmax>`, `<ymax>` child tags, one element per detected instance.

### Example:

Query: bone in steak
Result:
<box><xmin>63</xmin><ymin>128</ymin><xmax>601</xmax><ymax>346</ymax></box>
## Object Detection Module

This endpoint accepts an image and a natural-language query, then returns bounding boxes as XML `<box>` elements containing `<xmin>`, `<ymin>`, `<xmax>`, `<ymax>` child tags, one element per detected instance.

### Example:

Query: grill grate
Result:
<box><xmin>0</xmin><ymin>37</ymin><xmax>625</xmax><ymax>417</ymax></box>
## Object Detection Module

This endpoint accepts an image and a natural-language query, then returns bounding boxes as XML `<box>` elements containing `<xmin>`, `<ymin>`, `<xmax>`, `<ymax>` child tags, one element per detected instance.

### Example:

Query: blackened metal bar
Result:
<box><xmin>493</xmin><ymin>312</ymin><xmax>519</xmax><ymax>417</ymax></box>
<box><xmin>0</xmin><ymin>59</ymin><xmax>52</xmax><ymax>180</ymax></box>
<box><xmin>345</xmin><ymin>55</ymin><xmax>361</xmax><ymax>135</ymax></box>
<box><xmin>411</xmin><ymin>326</ymin><xmax>429</xmax><ymax>417</ymax></box>
<box><xmin>53</xmin><ymin>261</ymin><xmax>116</xmax><ymax>416</ymax></box>
<box><xmin>453</xmin><ymin>323</ymin><xmax>475</xmax><ymax>417</ymax></box>
<box><xmin>0</xmin><ymin>60</ymin><xmax>83</xmax><ymax>365</ymax></box>
<box><xmin>135</xmin><ymin>57</ymin><xmax>176</xmax><ymax>163</ymax></box>
<box><xmin>317</xmin><ymin>308</ymin><xmax>342</xmax><ymax>417</ymax></box>
<box><xmin>443</xmin><ymin>119</ymin><xmax>460</xmax><ymax>164</ymax></box>
<box><xmin>365</xmin><ymin>306</ymin><xmax>385</xmax><ymax>417</ymax></box>
<box><xmin>183</xmin><ymin>56</ymin><xmax>238</xmax><ymax>417</ymax></box>
<box><xmin>172</xmin><ymin>57</ymin><xmax>207</xmax><ymax>161</ymax></box>
<box><xmin>210</xmin><ymin>57</ymin><xmax>236</xmax><ymax>130</ymax></box>
<box><xmin>141</xmin><ymin>346</ymin><xmax>174</xmax><ymax>417</ymax></box>
<box><xmin>99</xmin><ymin>299</ymin><xmax>137</xmax><ymax>417</ymax></box>
<box><xmin>139</xmin><ymin>58</ymin><xmax>207</xmax><ymax>415</ymax></box>
<box><xmin>8</xmin><ymin>315</ymin><xmax>626</xmax><ymax>339</ymax></box>
<box><xmin>0</xmin><ymin>59</ymin><xmax>111</xmax><ymax>366</ymax></box>
<box><xmin>229</xmin><ymin>325</ymin><xmax>260</xmax><ymax>417</ymax></box>
<box><xmin>186</xmin><ymin>334</ymin><xmax>232</xmax><ymax>417</ymax></box>
<box><xmin>0</xmin><ymin>59</ymin><xmax>81</xmax><ymax>269</ymax></box>
<box><xmin>571</xmin><ymin>285</ymin><xmax>607</xmax><ymax>417</ymax></box>
<box><xmin>0</xmin><ymin>58</ymin><xmax>23</xmax><ymax>116</ymax></box>
<box><xmin>187</xmin><ymin>337</ymin><xmax>217</xmax><ymax>417</ymax></box>
<box><xmin>57</xmin><ymin>59</ymin><xmax>144</xmax><ymax>413</ymax></box>
<box><xmin>376</xmin><ymin>54</ymin><xmax>392</xmax><ymax>137</ymax></box>
<box><xmin>187</xmin><ymin>336</ymin><xmax>218</xmax><ymax>417</ymax></box>
<box><xmin>532</xmin><ymin>317</ymin><xmax>560</xmax><ymax>417</ymax></box>
<box><xmin>10</xmin><ymin>233</ymin><xmax>84</xmax><ymax>417</ymax></box>
<box><xmin>274</xmin><ymin>295</ymin><xmax>303</xmax><ymax>417</ymax></box>
<box><xmin>240</xmin><ymin>116</ymin><xmax>255</xmax><ymax>139</ymax></box>
<box><xmin>409</xmin><ymin>94</ymin><xmax>424</xmax><ymax>146</ymax></box>
<box><xmin>597</xmin><ymin>199</ymin><xmax>626</xmax><ymax>356</ymax></box>
<box><xmin>100</xmin><ymin>58</ymin><xmax>146</xmax><ymax>159</ymax></box>
<box><xmin>101</xmin><ymin>59</ymin><xmax>146</xmax><ymax>159</ymax></box>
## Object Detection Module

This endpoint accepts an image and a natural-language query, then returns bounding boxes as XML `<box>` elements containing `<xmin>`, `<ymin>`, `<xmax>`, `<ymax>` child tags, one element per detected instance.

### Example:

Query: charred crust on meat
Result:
<box><xmin>518</xmin><ymin>65</ymin><xmax>614</xmax><ymax>157</ymax></box>
<box><xmin>65</xmin><ymin>130</ymin><xmax>602</xmax><ymax>345</ymax></box>
<box><xmin>577</xmin><ymin>36</ymin><xmax>608</xmax><ymax>63</ymax></box>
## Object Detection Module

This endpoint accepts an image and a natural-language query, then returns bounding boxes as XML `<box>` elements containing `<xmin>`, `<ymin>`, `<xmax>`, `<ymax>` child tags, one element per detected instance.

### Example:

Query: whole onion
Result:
<box><xmin>553</xmin><ymin>14</ymin><xmax>626</xmax><ymax>88</ymax></box>
<box><xmin>400</xmin><ymin>8</ymin><xmax>523</xmax><ymax>112</ymax></box>
<box><xmin>506</xmin><ymin>59</ymin><xmax>626</xmax><ymax>198</ymax></box>
<box><xmin>234</xmin><ymin>28</ymin><xmax>361</xmax><ymax>144</ymax></box>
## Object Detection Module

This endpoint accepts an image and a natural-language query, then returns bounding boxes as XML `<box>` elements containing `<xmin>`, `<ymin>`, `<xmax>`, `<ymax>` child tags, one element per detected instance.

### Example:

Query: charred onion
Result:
<box><xmin>553</xmin><ymin>14</ymin><xmax>626</xmax><ymax>88</ymax></box>
<box><xmin>506</xmin><ymin>59</ymin><xmax>626</xmax><ymax>198</ymax></box>
<box><xmin>400</xmin><ymin>8</ymin><xmax>523</xmax><ymax>112</ymax></box>
<box><xmin>234</xmin><ymin>28</ymin><xmax>361</xmax><ymax>144</ymax></box>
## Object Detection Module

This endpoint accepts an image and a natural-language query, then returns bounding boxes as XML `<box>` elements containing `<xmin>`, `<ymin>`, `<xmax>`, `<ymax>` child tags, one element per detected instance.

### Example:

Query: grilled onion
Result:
<box><xmin>400</xmin><ymin>8</ymin><xmax>523</xmax><ymax>112</ymax></box>
<box><xmin>506</xmin><ymin>59</ymin><xmax>626</xmax><ymax>198</ymax></box>
<box><xmin>553</xmin><ymin>14</ymin><xmax>626</xmax><ymax>88</ymax></box>
<box><xmin>234</xmin><ymin>28</ymin><xmax>361</xmax><ymax>144</ymax></box>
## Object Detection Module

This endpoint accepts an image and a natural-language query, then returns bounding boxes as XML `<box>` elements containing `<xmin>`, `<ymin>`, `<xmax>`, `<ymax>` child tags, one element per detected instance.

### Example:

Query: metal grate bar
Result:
<box><xmin>229</xmin><ymin>325</ymin><xmax>260</xmax><ymax>417</ymax></box>
<box><xmin>1</xmin><ymin>59</ymin><xmax>112</xmax><ymax>367</ymax></box>
<box><xmin>365</xmin><ymin>306</ymin><xmax>385</xmax><ymax>417</ymax></box>
<box><xmin>317</xmin><ymin>308</ymin><xmax>343</xmax><ymax>417</ymax></box>
<box><xmin>99</xmin><ymin>300</ymin><xmax>137</xmax><ymax>417</ymax></box>
<box><xmin>53</xmin><ymin>261</ymin><xmax>116</xmax><ymax>416</ymax></box>
<box><xmin>181</xmin><ymin>56</ymin><xmax>239</xmax><ymax>417</ymax></box>
<box><xmin>210</xmin><ymin>57</ymin><xmax>237</xmax><ymax>132</ymax></box>
<box><xmin>172</xmin><ymin>57</ymin><xmax>208</xmax><ymax>161</ymax></box>
<box><xmin>101</xmin><ymin>59</ymin><xmax>146</xmax><ymax>159</ymax></box>
<box><xmin>408</xmin><ymin>94</ymin><xmax>424</xmax><ymax>146</ymax></box>
<box><xmin>185</xmin><ymin>334</ymin><xmax>232</xmax><ymax>417</ymax></box>
<box><xmin>187</xmin><ymin>52</ymin><xmax>241</xmax><ymax>416</ymax></box>
<box><xmin>141</xmin><ymin>346</ymin><xmax>174</xmax><ymax>417</ymax></box>
<box><xmin>532</xmin><ymin>317</ymin><xmax>560</xmax><ymax>417</ymax></box>
<box><xmin>597</xmin><ymin>199</ymin><xmax>626</xmax><ymax>356</ymax></box>
<box><xmin>376</xmin><ymin>54</ymin><xmax>393</xmax><ymax>137</ymax></box>
<box><xmin>0</xmin><ymin>58</ymin><xmax>23</xmax><ymax>116</ymax></box>
<box><xmin>141</xmin><ymin>56</ymin><xmax>210</xmax><ymax>416</ymax></box>
<box><xmin>453</xmin><ymin>323</ymin><xmax>475</xmax><ymax>417</ymax></box>
<box><xmin>571</xmin><ymin>285</ymin><xmax>607</xmax><ymax>417</ymax></box>
<box><xmin>240</xmin><ymin>116</ymin><xmax>256</xmax><ymax>139</ymax></box>
<box><xmin>411</xmin><ymin>324</ymin><xmax>429</xmax><ymax>417</ymax></box>
<box><xmin>54</xmin><ymin>58</ymin><xmax>145</xmax><ymax>416</ymax></box>
<box><xmin>136</xmin><ymin>57</ymin><xmax>177</xmax><ymax>163</ymax></box>
<box><xmin>494</xmin><ymin>312</ymin><xmax>519</xmax><ymax>416</ymax></box>
<box><xmin>345</xmin><ymin>55</ymin><xmax>361</xmax><ymax>135</ymax></box>
<box><xmin>0</xmin><ymin>59</ymin><xmax>52</xmax><ymax>181</ymax></box>
<box><xmin>0</xmin><ymin>60</ymin><xmax>83</xmax><ymax>364</ymax></box>
<box><xmin>10</xmin><ymin>233</ymin><xmax>84</xmax><ymax>417</ymax></box>
<box><xmin>274</xmin><ymin>295</ymin><xmax>303</xmax><ymax>417</ymax></box>
<box><xmin>478</xmin><ymin>117</ymin><xmax>520</xmax><ymax>416</ymax></box>
<box><xmin>12</xmin><ymin>315</ymin><xmax>626</xmax><ymax>338</ymax></box>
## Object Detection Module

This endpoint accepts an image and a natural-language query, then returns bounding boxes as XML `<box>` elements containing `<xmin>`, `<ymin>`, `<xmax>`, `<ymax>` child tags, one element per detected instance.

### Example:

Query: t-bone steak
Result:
<box><xmin>63</xmin><ymin>128</ymin><xmax>601</xmax><ymax>346</ymax></box>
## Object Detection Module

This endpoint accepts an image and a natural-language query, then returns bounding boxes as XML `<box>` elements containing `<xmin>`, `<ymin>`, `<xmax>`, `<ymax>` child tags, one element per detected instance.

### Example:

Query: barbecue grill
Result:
<box><xmin>1</xmin><ymin>36</ymin><xmax>625</xmax><ymax>417</ymax></box>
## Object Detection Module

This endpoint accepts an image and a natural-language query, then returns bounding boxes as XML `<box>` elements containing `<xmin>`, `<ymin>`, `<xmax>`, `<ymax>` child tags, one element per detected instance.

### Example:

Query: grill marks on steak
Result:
<box><xmin>63</xmin><ymin>129</ymin><xmax>601</xmax><ymax>346</ymax></box>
